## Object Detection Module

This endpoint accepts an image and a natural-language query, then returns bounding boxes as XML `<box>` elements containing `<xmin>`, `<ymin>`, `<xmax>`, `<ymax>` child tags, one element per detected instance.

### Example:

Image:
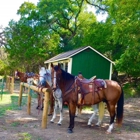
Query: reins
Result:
<box><xmin>54</xmin><ymin>75</ymin><xmax>76</xmax><ymax>98</ymax></box>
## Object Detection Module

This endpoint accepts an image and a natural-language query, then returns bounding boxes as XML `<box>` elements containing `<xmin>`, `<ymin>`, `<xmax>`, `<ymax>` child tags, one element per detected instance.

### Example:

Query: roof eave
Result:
<box><xmin>44</xmin><ymin>46</ymin><xmax>114</xmax><ymax>64</ymax></box>
<box><xmin>44</xmin><ymin>57</ymin><xmax>70</xmax><ymax>64</ymax></box>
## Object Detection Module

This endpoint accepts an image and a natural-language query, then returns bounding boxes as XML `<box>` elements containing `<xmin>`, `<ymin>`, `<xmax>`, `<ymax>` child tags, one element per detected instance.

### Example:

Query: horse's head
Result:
<box><xmin>45</xmin><ymin>69</ymin><xmax>52</xmax><ymax>87</ymax></box>
<box><xmin>51</xmin><ymin>63</ymin><xmax>62</xmax><ymax>89</ymax></box>
<box><xmin>15</xmin><ymin>70</ymin><xmax>19</xmax><ymax>78</ymax></box>
<box><xmin>27</xmin><ymin>77</ymin><xmax>34</xmax><ymax>85</ymax></box>
<box><xmin>39</xmin><ymin>67</ymin><xmax>52</xmax><ymax>87</ymax></box>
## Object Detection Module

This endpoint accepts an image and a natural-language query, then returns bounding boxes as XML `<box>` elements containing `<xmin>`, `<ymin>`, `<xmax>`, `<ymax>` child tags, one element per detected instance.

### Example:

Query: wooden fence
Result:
<box><xmin>0</xmin><ymin>77</ymin><xmax>4</xmax><ymax>97</ymax></box>
<box><xmin>6</xmin><ymin>76</ymin><xmax>14</xmax><ymax>94</ymax></box>
<box><xmin>18</xmin><ymin>82</ymin><xmax>51</xmax><ymax>129</ymax></box>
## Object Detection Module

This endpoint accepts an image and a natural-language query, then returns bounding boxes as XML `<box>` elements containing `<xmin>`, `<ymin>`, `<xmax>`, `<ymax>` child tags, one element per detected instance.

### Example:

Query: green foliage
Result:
<box><xmin>2</xmin><ymin>0</ymin><xmax>140</xmax><ymax>77</ymax></box>
<box><xmin>0</xmin><ymin>59</ymin><xmax>6</xmax><ymax>74</ymax></box>
<box><xmin>116</xmin><ymin>46</ymin><xmax>140</xmax><ymax>78</ymax></box>
<box><xmin>123</xmin><ymin>82</ymin><xmax>140</xmax><ymax>98</ymax></box>
<box><xmin>107</xmin><ymin>0</ymin><xmax>140</xmax><ymax>76</ymax></box>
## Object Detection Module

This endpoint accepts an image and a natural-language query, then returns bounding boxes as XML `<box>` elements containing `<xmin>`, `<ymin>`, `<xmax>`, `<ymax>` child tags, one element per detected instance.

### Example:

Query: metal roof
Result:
<box><xmin>44</xmin><ymin>46</ymin><xmax>114</xmax><ymax>64</ymax></box>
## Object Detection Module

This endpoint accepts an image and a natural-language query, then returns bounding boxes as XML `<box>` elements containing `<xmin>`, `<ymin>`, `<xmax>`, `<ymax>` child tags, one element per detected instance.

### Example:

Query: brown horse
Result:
<box><xmin>51</xmin><ymin>63</ymin><xmax>124</xmax><ymax>134</ymax></box>
<box><xmin>15</xmin><ymin>70</ymin><xmax>40</xmax><ymax>108</ymax></box>
<box><xmin>15</xmin><ymin>70</ymin><xmax>27</xmax><ymax>83</ymax></box>
<box><xmin>15</xmin><ymin>70</ymin><xmax>39</xmax><ymax>83</ymax></box>
<box><xmin>15</xmin><ymin>70</ymin><xmax>31</xmax><ymax>91</ymax></box>
<box><xmin>15</xmin><ymin>69</ymin><xmax>54</xmax><ymax>115</ymax></box>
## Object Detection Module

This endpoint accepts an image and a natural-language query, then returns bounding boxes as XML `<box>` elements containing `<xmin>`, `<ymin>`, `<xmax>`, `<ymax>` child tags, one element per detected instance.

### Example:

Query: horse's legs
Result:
<box><xmin>67</xmin><ymin>102</ymin><xmax>76</xmax><ymax>133</ymax></box>
<box><xmin>106</xmin><ymin>102</ymin><xmax>116</xmax><ymax>133</ymax></box>
<box><xmin>50</xmin><ymin>100</ymin><xmax>57</xmax><ymax>123</ymax></box>
<box><xmin>88</xmin><ymin>104</ymin><xmax>98</xmax><ymax>126</ymax></box>
<box><xmin>75</xmin><ymin>105</ymin><xmax>82</xmax><ymax>116</ymax></box>
<box><xmin>41</xmin><ymin>98</ymin><xmax>44</xmax><ymax>110</ymax></box>
<box><xmin>36</xmin><ymin>93</ymin><xmax>41</xmax><ymax>109</ymax></box>
<box><xmin>96</xmin><ymin>102</ymin><xmax>105</xmax><ymax>126</ymax></box>
<box><xmin>36</xmin><ymin>92</ymin><xmax>44</xmax><ymax>110</ymax></box>
<box><xmin>57</xmin><ymin>98</ymin><xmax>63</xmax><ymax>125</ymax></box>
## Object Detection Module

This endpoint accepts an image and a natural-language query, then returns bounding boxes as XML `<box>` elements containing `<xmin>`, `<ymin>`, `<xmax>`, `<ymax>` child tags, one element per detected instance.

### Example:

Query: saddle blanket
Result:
<box><xmin>94</xmin><ymin>79</ymin><xmax>107</xmax><ymax>88</ymax></box>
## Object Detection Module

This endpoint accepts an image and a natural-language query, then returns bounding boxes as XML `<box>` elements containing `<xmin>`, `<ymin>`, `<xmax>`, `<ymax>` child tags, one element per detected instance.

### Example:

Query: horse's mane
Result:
<box><xmin>16</xmin><ymin>70</ymin><xmax>25</xmax><ymax>77</ymax></box>
<box><xmin>46</xmin><ymin>69</ymin><xmax>51</xmax><ymax>75</ymax></box>
<box><xmin>54</xmin><ymin>66</ymin><xmax>75</xmax><ymax>81</ymax></box>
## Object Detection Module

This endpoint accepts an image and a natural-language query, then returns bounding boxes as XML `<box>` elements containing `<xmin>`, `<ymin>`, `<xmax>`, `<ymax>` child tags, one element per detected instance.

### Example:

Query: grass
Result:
<box><xmin>18</xmin><ymin>132</ymin><xmax>32</xmax><ymax>140</ymax></box>
<box><xmin>11</xmin><ymin>121</ymin><xmax>20</xmax><ymax>127</ymax></box>
<box><xmin>81</xmin><ymin>105</ymin><xmax>93</xmax><ymax>111</ymax></box>
<box><xmin>18</xmin><ymin>132</ymin><xmax>43</xmax><ymax>140</ymax></box>
<box><xmin>0</xmin><ymin>92</ymin><xmax>28</xmax><ymax>117</ymax></box>
<box><xmin>0</xmin><ymin>89</ymin><xmax>38</xmax><ymax>118</ymax></box>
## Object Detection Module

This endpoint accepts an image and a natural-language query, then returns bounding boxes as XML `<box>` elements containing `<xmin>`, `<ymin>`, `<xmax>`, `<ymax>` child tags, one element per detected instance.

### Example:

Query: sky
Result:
<box><xmin>0</xmin><ymin>0</ymin><xmax>107</xmax><ymax>28</ymax></box>
<box><xmin>0</xmin><ymin>0</ymin><xmax>39</xmax><ymax>28</ymax></box>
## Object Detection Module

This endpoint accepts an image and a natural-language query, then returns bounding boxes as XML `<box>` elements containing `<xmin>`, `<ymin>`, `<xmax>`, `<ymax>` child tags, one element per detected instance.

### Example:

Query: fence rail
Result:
<box><xmin>18</xmin><ymin>82</ymin><xmax>50</xmax><ymax>129</ymax></box>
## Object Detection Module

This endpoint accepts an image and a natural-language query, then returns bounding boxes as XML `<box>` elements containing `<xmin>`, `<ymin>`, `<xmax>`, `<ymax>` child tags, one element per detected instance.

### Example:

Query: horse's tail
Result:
<box><xmin>116</xmin><ymin>86</ymin><xmax>124</xmax><ymax>126</ymax></box>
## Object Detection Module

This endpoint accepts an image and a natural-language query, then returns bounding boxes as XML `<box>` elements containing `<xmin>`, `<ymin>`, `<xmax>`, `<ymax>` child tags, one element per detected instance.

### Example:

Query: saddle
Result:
<box><xmin>76</xmin><ymin>76</ymin><xmax>107</xmax><ymax>105</ymax></box>
<box><xmin>26</xmin><ymin>72</ymin><xmax>35</xmax><ymax>78</ymax></box>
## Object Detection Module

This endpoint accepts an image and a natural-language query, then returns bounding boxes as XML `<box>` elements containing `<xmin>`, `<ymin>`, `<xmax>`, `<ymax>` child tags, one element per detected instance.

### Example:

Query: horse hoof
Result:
<box><xmin>36</xmin><ymin>106</ymin><xmax>39</xmax><ymax>109</ymax></box>
<box><xmin>50</xmin><ymin>121</ymin><xmax>54</xmax><ymax>123</ymax></box>
<box><xmin>58</xmin><ymin>123</ymin><xmax>61</xmax><ymax>126</ymax></box>
<box><xmin>95</xmin><ymin>123</ymin><xmax>101</xmax><ymax>127</ymax></box>
<box><xmin>95</xmin><ymin>124</ymin><xmax>100</xmax><ymax>127</ymax></box>
<box><xmin>67</xmin><ymin>128</ymin><xmax>73</xmax><ymax>133</ymax></box>
<box><xmin>105</xmin><ymin>131</ymin><xmax>111</xmax><ymax>134</ymax></box>
<box><xmin>88</xmin><ymin>125</ymin><xmax>91</xmax><ymax>128</ymax></box>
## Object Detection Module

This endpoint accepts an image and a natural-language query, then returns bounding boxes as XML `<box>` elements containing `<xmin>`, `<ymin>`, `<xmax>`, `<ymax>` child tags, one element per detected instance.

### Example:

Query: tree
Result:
<box><xmin>0</xmin><ymin>26</ymin><xmax>6</xmax><ymax>47</ymax></box>
<box><xmin>5</xmin><ymin>2</ymin><xmax>60</xmax><ymax>71</ymax></box>
<box><xmin>107</xmin><ymin>0</ymin><xmax>140</xmax><ymax>78</ymax></box>
<box><xmin>5</xmin><ymin>0</ymin><xmax>140</xmax><ymax>77</ymax></box>
<box><xmin>116</xmin><ymin>46</ymin><xmax>140</xmax><ymax>79</ymax></box>
<box><xmin>37</xmin><ymin>0</ymin><xmax>86</xmax><ymax>51</ymax></box>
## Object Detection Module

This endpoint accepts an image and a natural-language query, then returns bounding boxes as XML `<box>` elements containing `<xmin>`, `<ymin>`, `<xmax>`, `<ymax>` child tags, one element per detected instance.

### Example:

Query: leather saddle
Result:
<box><xmin>76</xmin><ymin>76</ymin><xmax>107</xmax><ymax>104</ymax></box>
<box><xmin>76</xmin><ymin>77</ymin><xmax>106</xmax><ymax>93</ymax></box>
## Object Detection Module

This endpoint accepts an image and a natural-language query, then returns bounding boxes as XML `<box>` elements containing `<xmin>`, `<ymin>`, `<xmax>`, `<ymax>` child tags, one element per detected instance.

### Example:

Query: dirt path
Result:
<box><xmin>1</xmin><ymin>82</ymin><xmax>140</xmax><ymax>140</ymax></box>
<box><xmin>0</xmin><ymin>98</ymin><xmax>140</xmax><ymax>140</ymax></box>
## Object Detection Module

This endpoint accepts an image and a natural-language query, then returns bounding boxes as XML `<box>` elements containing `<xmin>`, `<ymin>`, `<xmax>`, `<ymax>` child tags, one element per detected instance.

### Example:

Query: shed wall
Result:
<box><xmin>71</xmin><ymin>48</ymin><xmax>110</xmax><ymax>79</ymax></box>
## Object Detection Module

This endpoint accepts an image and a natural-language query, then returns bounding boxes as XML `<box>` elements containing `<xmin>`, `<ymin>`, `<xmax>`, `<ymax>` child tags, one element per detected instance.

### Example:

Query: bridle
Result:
<box><xmin>51</xmin><ymin>68</ymin><xmax>77</xmax><ymax>96</ymax></box>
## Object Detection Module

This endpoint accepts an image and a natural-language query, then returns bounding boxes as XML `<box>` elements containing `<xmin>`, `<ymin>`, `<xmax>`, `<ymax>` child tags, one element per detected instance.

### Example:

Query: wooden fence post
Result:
<box><xmin>27</xmin><ymin>88</ymin><xmax>31</xmax><ymax>115</ymax></box>
<box><xmin>6</xmin><ymin>76</ymin><xmax>14</xmax><ymax>94</ymax></box>
<box><xmin>41</xmin><ymin>90</ymin><xmax>50</xmax><ymax>129</ymax></box>
<box><xmin>18</xmin><ymin>83</ymin><xmax>23</xmax><ymax>106</ymax></box>
<box><xmin>10</xmin><ymin>77</ymin><xmax>14</xmax><ymax>94</ymax></box>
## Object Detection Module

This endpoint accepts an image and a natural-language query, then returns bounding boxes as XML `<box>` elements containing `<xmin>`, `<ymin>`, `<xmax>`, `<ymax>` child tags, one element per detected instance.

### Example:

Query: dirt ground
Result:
<box><xmin>0</xmin><ymin>83</ymin><xmax>140</xmax><ymax>140</ymax></box>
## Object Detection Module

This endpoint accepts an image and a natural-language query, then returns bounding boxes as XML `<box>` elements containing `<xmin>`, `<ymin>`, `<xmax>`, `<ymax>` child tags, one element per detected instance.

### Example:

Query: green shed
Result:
<box><xmin>44</xmin><ymin>46</ymin><xmax>114</xmax><ymax>79</ymax></box>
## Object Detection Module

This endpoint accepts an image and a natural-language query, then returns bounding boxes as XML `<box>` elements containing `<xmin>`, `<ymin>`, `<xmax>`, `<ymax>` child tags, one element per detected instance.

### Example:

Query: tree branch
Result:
<box><xmin>85</xmin><ymin>0</ymin><xmax>107</xmax><ymax>11</ymax></box>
